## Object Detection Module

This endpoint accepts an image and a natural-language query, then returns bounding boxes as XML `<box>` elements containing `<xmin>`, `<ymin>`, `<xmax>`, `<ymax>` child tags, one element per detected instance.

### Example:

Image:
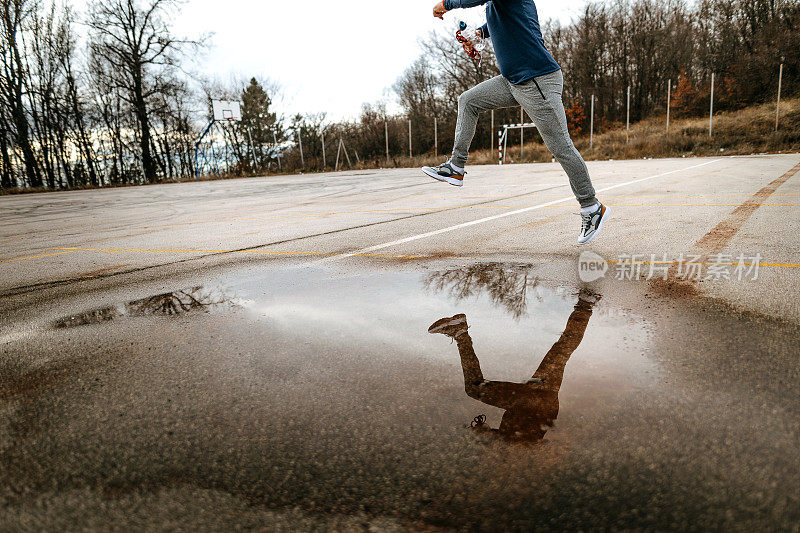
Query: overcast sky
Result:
<box><xmin>77</xmin><ymin>0</ymin><xmax>591</xmax><ymax>121</ymax></box>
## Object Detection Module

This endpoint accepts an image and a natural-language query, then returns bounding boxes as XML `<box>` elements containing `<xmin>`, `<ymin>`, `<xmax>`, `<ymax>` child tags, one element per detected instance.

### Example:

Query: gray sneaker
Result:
<box><xmin>577</xmin><ymin>203</ymin><xmax>609</xmax><ymax>245</ymax></box>
<box><xmin>422</xmin><ymin>161</ymin><xmax>465</xmax><ymax>187</ymax></box>
<box><xmin>428</xmin><ymin>314</ymin><xmax>469</xmax><ymax>338</ymax></box>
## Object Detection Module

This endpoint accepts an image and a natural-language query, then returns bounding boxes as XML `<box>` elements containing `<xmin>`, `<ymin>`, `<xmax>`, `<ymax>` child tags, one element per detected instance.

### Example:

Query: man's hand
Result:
<box><xmin>433</xmin><ymin>1</ymin><xmax>447</xmax><ymax>19</ymax></box>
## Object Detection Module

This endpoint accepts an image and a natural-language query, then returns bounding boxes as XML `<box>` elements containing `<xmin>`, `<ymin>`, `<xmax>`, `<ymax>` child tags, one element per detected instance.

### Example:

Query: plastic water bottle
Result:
<box><xmin>457</xmin><ymin>21</ymin><xmax>486</xmax><ymax>53</ymax></box>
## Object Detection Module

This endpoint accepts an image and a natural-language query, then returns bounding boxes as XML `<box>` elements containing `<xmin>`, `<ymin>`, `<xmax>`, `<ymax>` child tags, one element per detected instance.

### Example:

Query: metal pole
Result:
<box><xmin>210</xmin><ymin>140</ymin><xmax>219</xmax><ymax>176</ymax></box>
<box><xmin>434</xmin><ymin>117</ymin><xmax>438</xmax><ymax>157</ymax></box>
<box><xmin>590</xmin><ymin>94</ymin><xmax>594</xmax><ymax>149</ymax></box>
<box><xmin>503</xmin><ymin>127</ymin><xmax>508</xmax><ymax>164</ymax></box>
<box><xmin>342</xmin><ymin>138</ymin><xmax>352</xmax><ymax>167</ymax></box>
<box><xmin>626</xmin><ymin>85</ymin><xmax>630</xmax><ymax>143</ymax></box>
<box><xmin>385</xmin><ymin>119</ymin><xmax>389</xmax><ymax>164</ymax></box>
<box><xmin>321</xmin><ymin>129</ymin><xmax>326</xmax><ymax>169</ymax></box>
<box><xmin>408</xmin><ymin>119</ymin><xmax>412</xmax><ymax>158</ymax></box>
<box><xmin>273</xmin><ymin>131</ymin><xmax>282</xmax><ymax>172</ymax></box>
<box><xmin>666</xmin><ymin>79</ymin><xmax>671</xmax><ymax>132</ymax></box>
<box><xmin>491</xmin><ymin>109</ymin><xmax>495</xmax><ymax>154</ymax></box>
<box><xmin>298</xmin><ymin>129</ymin><xmax>304</xmax><ymax>167</ymax></box>
<box><xmin>709</xmin><ymin>73</ymin><xmax>715</xmax><ymax>137</ymax></box>
<box><xmin>247</xmin><ymin>127</ymin><xmax>257</xmax><ymax>174</ymax></box>
<box><xmin>776</xmin><ymin>63</ymin><xmax>784</xmax><ymax>132</ymax></box>
<box><xmin>520</xmin><ymin>107</ymin><xmax>524</xmax><ymax>157</ymax></box>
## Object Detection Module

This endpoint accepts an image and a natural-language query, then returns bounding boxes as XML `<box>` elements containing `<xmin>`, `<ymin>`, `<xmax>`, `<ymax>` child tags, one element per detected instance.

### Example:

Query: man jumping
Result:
<box><xmin>423</xmin><ymin>0</ymin><xmax>608</xmax><ymax>244</ymax></box>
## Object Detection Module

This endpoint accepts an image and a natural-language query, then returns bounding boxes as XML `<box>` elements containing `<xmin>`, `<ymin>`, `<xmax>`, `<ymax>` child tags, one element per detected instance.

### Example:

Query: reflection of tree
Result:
<box><xmin>54</xmin><ymin>286</ymin><xmax>234</xmax><ymax>328</ymax></box>
<box><xmin>124</xmin><ymin>287</ymin><xmax>227</xmax><ymax>317</ymax></box>
<box><xmin>54</xmin><ymin>306</ymin><xmax>122</xmax><ymax>328</ymax></box>
<box><xmin>424</xmin><ymin>263</ymin><xmax>542</xmax><ymax>319</ymax></box>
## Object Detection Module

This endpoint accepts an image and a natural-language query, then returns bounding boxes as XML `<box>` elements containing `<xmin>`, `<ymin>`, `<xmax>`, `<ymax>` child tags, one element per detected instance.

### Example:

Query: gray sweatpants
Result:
<box><xmin>450</xmin><ymin>70</ymin><xmax>597</xmax><ymax>207</ymax></box>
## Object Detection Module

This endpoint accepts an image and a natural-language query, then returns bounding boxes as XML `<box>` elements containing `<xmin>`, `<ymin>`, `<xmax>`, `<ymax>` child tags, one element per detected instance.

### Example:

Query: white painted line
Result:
<box><xmin>315</xmin><ymin>159</ymin><xmax>721</xmax><ymax>263</ymax></box>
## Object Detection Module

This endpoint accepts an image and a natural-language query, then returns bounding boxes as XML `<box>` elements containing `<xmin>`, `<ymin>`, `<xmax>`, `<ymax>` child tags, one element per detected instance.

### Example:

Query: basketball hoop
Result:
<box><xmin>195</xmin><ymin>100</ymin><xmax>244</xmax><ymax>179</ymax></box>
<box><xmin>212</xmin><ymin>100</ymin><xmax>242</xmax><ymax>122</ymax></box>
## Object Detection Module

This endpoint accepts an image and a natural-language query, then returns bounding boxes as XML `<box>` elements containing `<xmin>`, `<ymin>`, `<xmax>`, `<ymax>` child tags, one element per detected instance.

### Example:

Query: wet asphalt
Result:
<box><xmin>1</xmin><ymin>156</ymin><xmax>799</xmax><ymax>530</ymax></box>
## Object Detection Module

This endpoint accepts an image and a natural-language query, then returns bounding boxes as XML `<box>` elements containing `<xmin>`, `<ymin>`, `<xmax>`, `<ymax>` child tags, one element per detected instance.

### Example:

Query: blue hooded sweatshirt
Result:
<box><xmin>443</xmin><ymin>0</ymin><xmax>560</xmax><ymax>84</ymax></box>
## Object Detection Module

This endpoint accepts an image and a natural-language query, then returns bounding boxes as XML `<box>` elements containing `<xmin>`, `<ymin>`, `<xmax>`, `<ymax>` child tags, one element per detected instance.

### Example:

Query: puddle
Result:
<box><xmin>220</xmin><ymin>263</ymin><xmax>657</xmax><ymax>445</ymax></box>
<box><xmin>50</xmin><ymin>263</ymin><xmax>656</xmax><ymax>445</ymax></box>
<box><xmin>9</xmin><ymin>261</ymin><xmax>800</xmax><ymax>529</ymax></box>
<box><xmin>54</xmin><ymin>286</ymin><xmax>242</xmax><ymax>328</ymax></box>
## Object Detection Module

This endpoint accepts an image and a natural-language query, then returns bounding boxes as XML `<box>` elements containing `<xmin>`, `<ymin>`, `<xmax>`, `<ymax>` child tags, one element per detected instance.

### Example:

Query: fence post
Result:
<box><xmin>321</xmin><ymin>129</ymin><xmax>326</xmax><ymax>169</ymax></box>
<box><xmin>497</xmin><ymin>128</ymin><xmax>502</xmax><ymax>165</ymax></box>
<box><xmin>298</xmin><ymin>129</ymin><xmax>304</xmax><ymax>168</ymax></box>
<box><xmin>491</xmin><ymin>109</ymin><xmax>495</xmax><ymax>154</ymax></box>
<box><xmin>709</xmin><ymin>73</ymin><xmax>715</xmax><ymax>137</ymax></box>
<box><xmin>385</xmin><ymin>119</ymin><xmax>389</xmax><ymax>164</ymax></box>
<box><xmin>246</xmin><ymin>128</ymin><xmax>257</xmax><ymax>173</ymax></box>
<box><xmin>590</xmin><ymin>94</ymin><xmax>594</xmax><ymax>149</ymax></box>
<box><xmin>342</xmin><ymin>138</ymin><xmax>352</xmax><ymax>167</ymax></box>
<box><xmin>408</xmin><ymin>119</ymin><xmax>412</xmax><ymax>158</ymax></box>
<box><xmin>776</xmin><ymin>62</ymin><xmax>784</xmax><ymax>132</ymax></box>
<box><xmin>434</xmin><ymin>117</ymin><xmax>438</xmax><ymax>157</ymax></box>
<box><xmin>626</xmin><ymin>85</ymin><xmax>630</xmax><ymax>143</ymax></box>
<box><xmin>666</xmin><ymin>79</ymin><xmax>671</xmax><ymax>132</ymax></box>
<box><xmin>520</xmin><ymin>107</ymin><xmax>524</xmax><ymax>157</ymax></box>
<box><xmin>273</xmin><ymin>131</ymin><xmax>282</xmax><ymax>172</ymax></box>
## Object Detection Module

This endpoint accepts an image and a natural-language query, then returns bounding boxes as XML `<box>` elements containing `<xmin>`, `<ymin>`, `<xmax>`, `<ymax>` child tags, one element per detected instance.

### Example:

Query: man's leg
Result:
<box><xmin>450</xmin><ymin>75</ymin><xmax>518</xmax><ymax>170</ymax></box>
<box><xmin>454</xmin><ymin>331</ymin><xmax>484</xmax><ymax>388</ymax></box>
<box><xmin>509</xmin><ymin>70</ymin><xmax>597</xmax><ymax>208</ymax></box>
<box><xmin>530</xmin><ymin>292</ymin><xmax>596</xmax><ymax>390</ymax></box>
<box><xmin>454</xmin><ymin>332</ymin><xmax>533</xmax><ymax>410</ymax></box>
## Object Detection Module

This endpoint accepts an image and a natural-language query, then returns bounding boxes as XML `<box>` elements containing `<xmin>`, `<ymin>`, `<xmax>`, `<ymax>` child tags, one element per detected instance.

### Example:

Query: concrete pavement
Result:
<box><xmin>1</xmin><ymin>155</ymin><xmax>799</xmax><ymax>530</ymax></box>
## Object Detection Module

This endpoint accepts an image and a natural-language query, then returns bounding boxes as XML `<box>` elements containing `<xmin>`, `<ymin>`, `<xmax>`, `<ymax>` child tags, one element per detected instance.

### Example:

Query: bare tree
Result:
<box><xmin>87</xmin><ymin>0</ymin><xmax>201</xmax><ymax>183</ymax></box>
<box><xmin>0</xmin><ymin>0</ymin><xmax>43</xmax><ymax>187</ymax></box>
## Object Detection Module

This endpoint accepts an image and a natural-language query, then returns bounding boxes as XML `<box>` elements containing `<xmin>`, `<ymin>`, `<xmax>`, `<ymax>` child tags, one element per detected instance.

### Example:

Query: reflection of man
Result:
<box><xmin>428</xmin><ymin>290</ymin><xmax>599</xmax><ymax>442</ymax></box>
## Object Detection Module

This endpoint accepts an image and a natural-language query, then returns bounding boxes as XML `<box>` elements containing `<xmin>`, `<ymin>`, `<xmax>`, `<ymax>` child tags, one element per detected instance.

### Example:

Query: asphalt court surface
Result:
<box><xmin>1</xmin><ymin>154</ymin><xmax>799</xmax><ymax>530</ymax></box>
<box><xmin>2</xmin><ymin>154</ymin><xmax>799</xmax><ymax>320</ymax></box>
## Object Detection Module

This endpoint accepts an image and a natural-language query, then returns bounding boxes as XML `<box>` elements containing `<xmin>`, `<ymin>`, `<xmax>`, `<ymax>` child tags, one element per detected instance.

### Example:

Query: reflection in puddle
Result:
<box><xmin>54</xmin><ymin>286</ymin><xmax>239</xmax><ymax>328</ymax></box>
<box><xmin>424</xmin><ymin>262</ymin><xmax>546</xmax><ymax>319</ymax></box>
<box><xmin>429</xmin><ymin>289</ymin><xmax>599</xmax><ymax>443</ymax></box>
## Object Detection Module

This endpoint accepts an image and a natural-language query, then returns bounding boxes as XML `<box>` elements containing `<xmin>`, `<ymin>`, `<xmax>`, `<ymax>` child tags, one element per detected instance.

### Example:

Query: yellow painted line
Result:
<box><xmin>4</xmin><ymin>207</ymin><xmax>463</xmax><ymax>241</ymax></box>
<box><xmin>761</xmin><ymin>262</ymin><xmax>800</xmax><ymax>268</ymax></box>
<box><xmin>606</xmin><ymin>260</ymin><xmax>800</xmax><ymax>267</ymax></box>
<box><xmin>479</xmin><ymin>203</ymin><xmax>797</xmax><ymax>207</ymax></box>
<box><xmin>48</xmin><ymin>246</ymin><xmax>436</xmax><ymax>260</ymax></box>
<box><xmin>53</xmin><ymin>247</ymin><xmax>228</xmax><ymax>253</ymax></box>
<box><xmin>411</xmin><ymin>194</ymin><xmax>800</xmax><ymax>199</ymax></box>
<box><xmin>45</xmin><ymin>247</ymin><xmax>800</xmax><ymax>268</ymax></box>
<box><xmin>0</xmin><ymin>250</ymin><xmax>78</xmax><ymax>264</ymax></box>
<box><xmin>603</xmin><ymin>204</ymin><xmax>799</xmax><ymax>207</ymax></box>
<box><xmin>6</xmin><ymin>200</ymin><xmax>799</xmax><ymax>243</ymax></box>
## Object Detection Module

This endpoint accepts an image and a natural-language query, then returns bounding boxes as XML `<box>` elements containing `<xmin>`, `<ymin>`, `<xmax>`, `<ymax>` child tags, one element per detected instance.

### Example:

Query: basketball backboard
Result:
<box><xmin>212</xmin><ymin>100</ymin><xmax>242</xmax><ymax>122</ymax></box>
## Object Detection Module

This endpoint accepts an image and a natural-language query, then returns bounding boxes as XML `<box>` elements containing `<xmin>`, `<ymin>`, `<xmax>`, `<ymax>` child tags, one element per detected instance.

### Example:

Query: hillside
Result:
<box><xmin>464</xmin><ymin>98</ymin><xmax>800</xmax><ymax>165</ymax></box>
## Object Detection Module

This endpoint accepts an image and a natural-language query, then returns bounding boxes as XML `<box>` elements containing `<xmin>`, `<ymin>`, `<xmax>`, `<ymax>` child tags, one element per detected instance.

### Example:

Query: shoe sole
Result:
<box><xmin>422</xmin><ymin>167</ymin><xmax>463</xmax><ymax>187</ymax></box>
<box><xmin>428</xmin><ymin>315</ymin><xmax>467</xmax><ymax>334</ymax></box>
<box><xmin>578</xmin><ymin>205</ymin><xmax>610</xmax><ymax>245</ymax></box>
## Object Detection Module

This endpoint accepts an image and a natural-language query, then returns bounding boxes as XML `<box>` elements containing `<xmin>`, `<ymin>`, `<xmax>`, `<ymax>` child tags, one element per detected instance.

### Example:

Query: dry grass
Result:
<box><xmin>467</xmin><ymin>97</ymin><xmax>800</xmax><ymax>165</ymax></box>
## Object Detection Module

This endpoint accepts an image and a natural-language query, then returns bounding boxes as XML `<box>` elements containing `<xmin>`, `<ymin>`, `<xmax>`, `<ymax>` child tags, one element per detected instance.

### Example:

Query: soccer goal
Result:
<box><xmin>497</xmin><ymin>122</ymin><xmax>538</xmax><ymax>164</ymax></box>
